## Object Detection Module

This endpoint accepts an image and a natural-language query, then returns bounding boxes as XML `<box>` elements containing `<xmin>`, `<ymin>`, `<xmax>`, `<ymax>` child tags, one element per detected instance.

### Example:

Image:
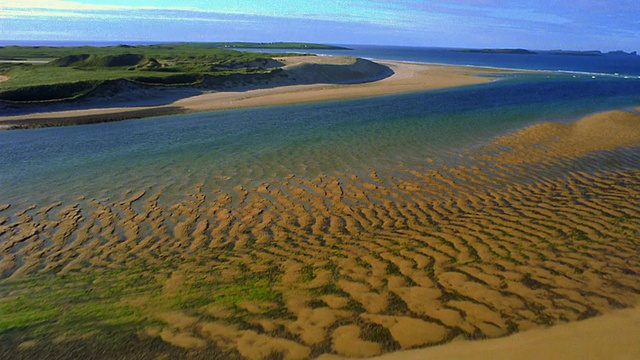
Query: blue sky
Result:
<box><xmin>1</xmin><ymin>0</ymin><xmax>639</xmax><ymax>51</ymax></box>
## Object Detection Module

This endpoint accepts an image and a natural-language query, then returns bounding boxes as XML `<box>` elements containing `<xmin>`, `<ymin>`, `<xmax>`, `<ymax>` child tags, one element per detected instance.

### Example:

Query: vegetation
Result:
<box><xmin>0</xmin><ymin>42</ymin><xmax>319</xmax><ymax>102</ymax></box>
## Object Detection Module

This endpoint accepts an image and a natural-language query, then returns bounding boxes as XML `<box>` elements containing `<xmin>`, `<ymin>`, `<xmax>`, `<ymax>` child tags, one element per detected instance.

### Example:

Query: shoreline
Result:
<box><xmin>0</xmin><ymin>58</ymin><xmax>507</xmax><ymax>129</ymax></box>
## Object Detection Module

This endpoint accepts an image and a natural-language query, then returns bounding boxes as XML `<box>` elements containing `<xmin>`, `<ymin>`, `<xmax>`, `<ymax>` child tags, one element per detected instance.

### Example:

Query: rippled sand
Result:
<box><xmin>1</xmin><ymin>109</ymin><xmax>639</xmax><ymax>359</ymax></box>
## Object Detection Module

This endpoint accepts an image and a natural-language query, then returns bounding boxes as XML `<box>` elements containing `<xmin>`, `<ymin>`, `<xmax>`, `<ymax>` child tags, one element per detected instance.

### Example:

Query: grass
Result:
<box><xmin>0</xmin><ymin>42</ymin><xmax>318</xmax><ymax>102</ymax></box>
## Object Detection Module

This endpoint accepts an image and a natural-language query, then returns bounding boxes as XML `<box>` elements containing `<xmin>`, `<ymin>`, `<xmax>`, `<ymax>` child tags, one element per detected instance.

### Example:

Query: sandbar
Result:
<box><xmin>0</xmin><ymin>57</ymin><xmax>503</xmax><ymax>129</ymax></box>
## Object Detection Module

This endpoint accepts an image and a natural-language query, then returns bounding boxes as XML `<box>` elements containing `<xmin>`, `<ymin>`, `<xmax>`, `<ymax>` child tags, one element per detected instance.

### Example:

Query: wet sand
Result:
<box><xmin>1</xmin><ymin>109</ymin><xmax>639</xmax><ymax>359</ymax></box>
<box><xmin>0</xmin><ymin>58</ymin><xmax>500</xmax><ymax>129</ymax></box>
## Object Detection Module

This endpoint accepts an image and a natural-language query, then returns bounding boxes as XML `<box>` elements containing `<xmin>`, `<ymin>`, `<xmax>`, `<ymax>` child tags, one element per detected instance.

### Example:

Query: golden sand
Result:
<box><xmin>0</xmin><ymin>109</ymin><xmax>639</xmax><ymax>358</ymax></box>
<box><xmin>365</xmin><ymin>306</ymin><xmax>640</xmax><ymax>360</ymax></box>
<box><xmin>173</xmin><ymin>60</ymin><xmax>496</xmax><ymax>111</ymax></box>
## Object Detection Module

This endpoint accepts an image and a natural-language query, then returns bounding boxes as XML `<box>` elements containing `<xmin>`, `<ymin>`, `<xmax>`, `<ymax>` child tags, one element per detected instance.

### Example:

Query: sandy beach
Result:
<box><xmin>0</xmin><ymin>57</ymin><xmax>501</xmax><ymax>129</ymax></box>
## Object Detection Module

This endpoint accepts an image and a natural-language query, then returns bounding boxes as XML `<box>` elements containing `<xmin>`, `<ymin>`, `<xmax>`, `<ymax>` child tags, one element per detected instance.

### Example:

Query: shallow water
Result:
<box><xmin>1</xmin><ymin>74</ymin><xmax>640</xmax><ymax>207</ymax></box>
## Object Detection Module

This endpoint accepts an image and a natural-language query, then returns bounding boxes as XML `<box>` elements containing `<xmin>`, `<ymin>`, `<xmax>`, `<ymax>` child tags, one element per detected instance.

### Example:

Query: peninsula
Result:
<box><xmin>0</xmin><ymin>43</ymin><xmax>501</xmax><ymax>129</ymax></box>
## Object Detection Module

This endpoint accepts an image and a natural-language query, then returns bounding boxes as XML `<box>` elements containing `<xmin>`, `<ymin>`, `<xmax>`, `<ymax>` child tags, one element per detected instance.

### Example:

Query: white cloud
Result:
<box><xmin>0</xmin><ymin>0</ymin><xmax>199</xmax><ymax>12</ymax></box>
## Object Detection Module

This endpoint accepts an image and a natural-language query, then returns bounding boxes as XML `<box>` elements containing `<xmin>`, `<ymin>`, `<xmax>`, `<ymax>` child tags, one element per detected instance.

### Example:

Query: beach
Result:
<box><xmin>0</xmin><ymin>57</ymin><xmax>502</xmax><ymax>129</ymax></box>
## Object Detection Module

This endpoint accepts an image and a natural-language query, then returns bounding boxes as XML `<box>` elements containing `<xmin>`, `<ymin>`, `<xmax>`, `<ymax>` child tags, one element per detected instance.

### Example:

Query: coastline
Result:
<box><xmin>0</xmin><ymin>58</ymin><xmax>504</xmax><ymax>129</ymax></box>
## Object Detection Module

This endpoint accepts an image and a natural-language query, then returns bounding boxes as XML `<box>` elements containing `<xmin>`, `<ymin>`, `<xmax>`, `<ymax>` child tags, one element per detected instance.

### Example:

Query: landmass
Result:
<box><xmin>0</xmin><ymin>43</ymin><xmax>506</xmax><ymax>129</ymax></box>
<box><xmin>452</xmin><ymin>48</ymin><xmax>638</xmax><ymax>56</ymax></box>
<box><xmin>545</xmin><ymin>50</ymin><xmax>605</xmax><ymax>56</ymax></box>
<box><xmin>546</xmin><ymin>50</ymin><xmax>637</xmax><ymax>56</ymax></box>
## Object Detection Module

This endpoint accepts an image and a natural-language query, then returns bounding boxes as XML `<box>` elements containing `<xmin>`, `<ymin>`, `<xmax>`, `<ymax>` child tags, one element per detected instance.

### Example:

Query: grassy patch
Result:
<box><xmin>0</xmin><ymin>43</ymin><xmax>303</xmax><ymax>102</ymax></box>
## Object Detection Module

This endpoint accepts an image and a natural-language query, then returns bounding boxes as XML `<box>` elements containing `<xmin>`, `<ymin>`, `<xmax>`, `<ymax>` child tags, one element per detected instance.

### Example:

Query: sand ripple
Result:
<box><xmin>1</xmin><ymin>109</ymin><xmax>639</xmax><ymax>358</ymax></box>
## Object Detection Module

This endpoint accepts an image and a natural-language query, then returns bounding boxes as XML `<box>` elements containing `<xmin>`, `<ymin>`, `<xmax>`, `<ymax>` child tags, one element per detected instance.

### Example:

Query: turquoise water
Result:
<box><xmin>2</xmin><ymin>73</ymin><xmax>640</xmax><ymax>207</ymax></box>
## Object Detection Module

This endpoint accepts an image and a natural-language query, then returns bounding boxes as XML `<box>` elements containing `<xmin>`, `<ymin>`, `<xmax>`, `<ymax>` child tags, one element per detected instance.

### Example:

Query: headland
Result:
<box><xmin>0</xmin><ymin>47</ymin><xmax>507</xmax><ymax>129</ymax></box>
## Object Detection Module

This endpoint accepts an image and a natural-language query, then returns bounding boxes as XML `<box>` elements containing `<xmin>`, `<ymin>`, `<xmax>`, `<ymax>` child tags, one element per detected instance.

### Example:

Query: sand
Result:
<box><xmin>366</xmin><ymin>306</ymin><xmax>640</xmax><ymax>360</ymax></box>
<box><xmin>1</xmin><ymin>108</ymin><xmax>639</xmax><ymax>358</ymax></box>
<box><xmin>0</xmin><ymin>57</ymin><xmax>501</xmax><ymax>129</ymax></box>
<box><xmin>173</xmin><ymin>60</ymin><xmax>496</xmax><ymax>111</ymax></box>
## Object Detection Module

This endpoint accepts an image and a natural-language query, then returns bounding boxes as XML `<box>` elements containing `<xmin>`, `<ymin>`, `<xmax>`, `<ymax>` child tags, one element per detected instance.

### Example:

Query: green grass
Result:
<box><xmin>0</xmin><ymin>42</ymin><xmax>314</xmax><ymax>102</ymax></box>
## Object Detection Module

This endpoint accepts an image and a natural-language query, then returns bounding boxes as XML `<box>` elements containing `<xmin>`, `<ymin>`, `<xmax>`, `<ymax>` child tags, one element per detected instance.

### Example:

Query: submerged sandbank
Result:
<box><xmin>0</xmin><ymin>57</ymin><xmax>501</xmax><ymax>129</ymax></box>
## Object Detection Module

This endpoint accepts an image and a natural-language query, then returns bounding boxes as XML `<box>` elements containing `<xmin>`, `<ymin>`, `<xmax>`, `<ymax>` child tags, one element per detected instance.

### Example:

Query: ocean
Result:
<box><xmin>240</xmin><ymin>44</ymin><xmax>640</xmax><ymax>77</ymax></box>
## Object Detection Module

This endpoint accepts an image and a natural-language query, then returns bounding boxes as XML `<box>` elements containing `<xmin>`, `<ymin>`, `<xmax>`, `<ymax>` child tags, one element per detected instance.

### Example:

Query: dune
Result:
<box><xmin>0</xmin><ymin>56</ymin><xmax>500</xmax><ymax>129</ymax></box>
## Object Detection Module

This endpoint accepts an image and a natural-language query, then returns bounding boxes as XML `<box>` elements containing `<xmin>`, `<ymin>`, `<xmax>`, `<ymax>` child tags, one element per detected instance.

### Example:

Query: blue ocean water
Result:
<box><xmin>1</xmin><ymin>46</ymin><xmax>640</xmax><ymax>207</ymax></box>
<box><xmin>243</xmin><ymin>44</ymin><xmax>640</xmax><ymax>77</ymax></box>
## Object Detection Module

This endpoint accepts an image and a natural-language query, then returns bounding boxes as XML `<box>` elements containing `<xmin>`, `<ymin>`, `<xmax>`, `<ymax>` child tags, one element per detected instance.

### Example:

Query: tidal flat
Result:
<box><xmin>1</xmin><ymin>107</ymin><xmax>639</xmax><ymax>359</ymax></box>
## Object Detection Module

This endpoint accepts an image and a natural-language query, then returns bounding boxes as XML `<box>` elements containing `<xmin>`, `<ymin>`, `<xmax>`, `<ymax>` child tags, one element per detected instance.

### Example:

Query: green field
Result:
<box><xmin>0</xmin><ymin>42</ymin><xmax>329</xmax><ymax>103</ymax></box>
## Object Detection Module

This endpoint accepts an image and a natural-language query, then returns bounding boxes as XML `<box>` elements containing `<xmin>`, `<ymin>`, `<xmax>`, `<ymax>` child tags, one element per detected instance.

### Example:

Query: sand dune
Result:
<box><xmin>1</xmin><ymin>108</ymin><xmax>639</xmax><ymax>358</ymax></box>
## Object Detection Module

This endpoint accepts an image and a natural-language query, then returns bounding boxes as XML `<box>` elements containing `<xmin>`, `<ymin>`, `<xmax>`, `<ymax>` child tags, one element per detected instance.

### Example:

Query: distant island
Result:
<box><xmin>451</xmin><ymin>48</ymin><xmax>637</xmax><ymax>57</ymax></box>
<box><xmin>546</xmin><ymin>50</ymin><xmax>637</xmax><ymax>56</ymax></box>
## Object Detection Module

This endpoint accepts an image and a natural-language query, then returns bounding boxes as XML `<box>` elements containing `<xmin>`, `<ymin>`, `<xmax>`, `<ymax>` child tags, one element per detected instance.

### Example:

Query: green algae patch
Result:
<box><xmin>0</xmin><ymin>269</ymin><xmax>159</xmax><ymax>338</ymax></box>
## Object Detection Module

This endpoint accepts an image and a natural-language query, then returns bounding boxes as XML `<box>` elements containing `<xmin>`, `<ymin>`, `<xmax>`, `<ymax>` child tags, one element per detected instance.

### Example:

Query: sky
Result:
<box><xmin>1</xmin><ymin>0</ymin><xmax>639</xmax><ymax>51</ymax></box>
